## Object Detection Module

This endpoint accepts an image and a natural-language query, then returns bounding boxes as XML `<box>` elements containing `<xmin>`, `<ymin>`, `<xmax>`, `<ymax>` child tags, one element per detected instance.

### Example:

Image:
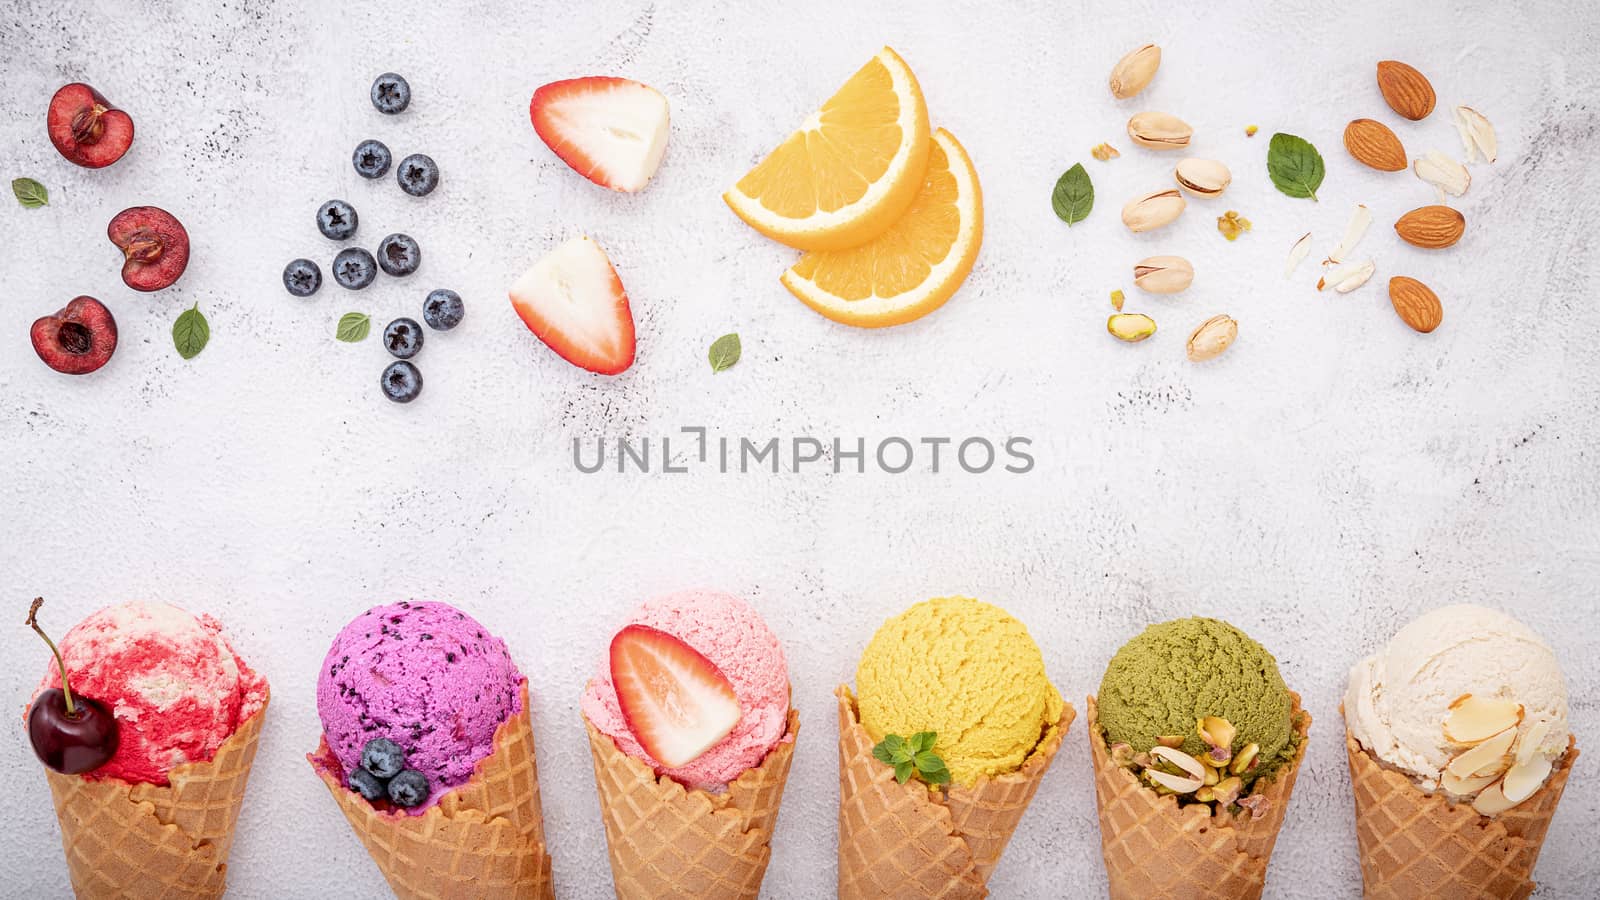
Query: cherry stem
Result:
<box><xmin>26</xmin><ymin>598</ymin><xmax>77</xmax><ymax>718</ymax></box>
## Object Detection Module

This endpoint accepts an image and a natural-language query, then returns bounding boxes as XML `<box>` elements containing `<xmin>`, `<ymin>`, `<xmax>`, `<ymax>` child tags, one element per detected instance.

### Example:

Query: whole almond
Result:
<box><xmin>1345</xmin><ymin>118</ymin><xmax>1408</xmax><ymax>171</ymax></box>
<box><xmin>1110</xmin><ymin>44</ymin><xmax>1161</xmax><ymax>99</ymax></box>
<box><xmin>1377</xmin><ymin>60</ymin><xmax>1437</xmax><ymax>121</ymax></box>
<box><xmin>1121</xmin><ymin>188</ymin><xmax>1187</xmax><ymax>232</ymax></box>
<box><xmin>1395</xmin><ymin>205</ymin><xmax>1466</xmax><ymax>248</ymax></box>
<box><xmin>1127</xmin><ymin>112</ymin><xmax>1192</xmax><ymax>150</ymax></box>
<box><xmin>1134</xmin><ymin>255</ymin><xmax>1195</xmax><ymax>293</ymax></box>
<box><xmin>1186</xmin><ymin>314</ymin><xmax>1237</xmax><ymax>362</ymax></box>
<box><xmin>1389</xmin><ymin>276</ymin><xmax>1443</xmax><ymax>333</ymax></box>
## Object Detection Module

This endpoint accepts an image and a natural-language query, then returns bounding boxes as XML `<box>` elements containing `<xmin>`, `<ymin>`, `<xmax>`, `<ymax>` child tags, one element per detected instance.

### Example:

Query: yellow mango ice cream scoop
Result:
<box><xmin>837</xmin><ymin>596</ymin><xmax>1071</xmax><ymax>898</ymax></box>
<box><xmin>855</xmin><ymin>596</ymin><xmax>1065</xmax><ymax>786</ymax></box>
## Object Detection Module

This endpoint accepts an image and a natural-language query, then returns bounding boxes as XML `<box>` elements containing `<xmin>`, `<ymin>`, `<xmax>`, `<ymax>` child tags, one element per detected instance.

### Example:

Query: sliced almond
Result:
<box><xmin>1145</xmin><ymin>767</ymin><xmax>1204</xmax><ymax>793</ymax></box>
<box><xmin>1414</xmin><ymin>151</ymin><xmax>1470</xmax><ymax>199</ymax></box>
<box><xmin>1445</xmin><ymin>726</ymin><xmax>1517</xmax><ymax>778</ymax></box>
<box><xmin>1501</xmin><ymin>755</ymin><xmax>1554</xmax><ymax>803</ymax></box>
<box><xmin>1150</xmin><ymin>745</ymin><xmax>1207</xmax><ymax>780</ymax></box>
<box><xmin>1516</xmin><ymin>720</ymin><xmax>1554</xmax><ymax>766</ymax></box>
<box><xmin>1319</xmin><ymin>260</ymin><xmax>1376</xmax><ymax>293</ymax></box>
<box><xmin>1454</xmin><ymin>106</ymin><xmax>1498</xmax><ymax>164</ymax></box>
<box><xmin>1443</xmin><ymin>696</ymin><xmax>1524</xmax><ymax>744</ymax></box>
<box><xmin>1440</xmin><ymin>769</ymin><xmax>1500</xmax><ymax>796</ymax></box>
<box><xmin>1285</xmin><ymin>232</ymin><xmax>1312</xmax><ymax>279</ymax></box>
<box><xmin>1324</xmin><ymin>204</ymin><xmax>1372</xmax><ymax>266</ymax></box>
<box><xmin>1471</xmin><ymin>780</ymin><xmax>1520</xmax><ymax>816</ymax></box>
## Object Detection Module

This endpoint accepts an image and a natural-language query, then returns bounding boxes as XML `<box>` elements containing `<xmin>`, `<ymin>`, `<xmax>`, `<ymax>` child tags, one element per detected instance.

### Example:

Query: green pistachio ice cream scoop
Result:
<box><xmin>1098</xmin><ymin>616</ymin><xmax>1294</xmax><ymax>785</ymax></box>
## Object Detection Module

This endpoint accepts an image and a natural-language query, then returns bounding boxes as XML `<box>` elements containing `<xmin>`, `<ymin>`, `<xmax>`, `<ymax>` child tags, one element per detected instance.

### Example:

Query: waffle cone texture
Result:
<box><xmin>1087</xmin><ymin>692</ymin><xmax>1311</xmax><ymax>900</ymax></box>
<box><xmin>584</xmin><ymin>705</ymin><xmax>799</xmax><ymax>899</ymax></box>
<box><xmin>836</xmin><ymin>685</ymin><xmax>1074</xmax><ymax>900</ymax></box>
<box><xmin>44</xmin><ymin>689</ymin><xmax>270</xmax><ymax>900</ymax></box>
<box><xmin>310</xmin><ymin>682</ymin><xmax>553</xmax><ymax>900</ymax></box>
<box><xmin>1345</xmin><ymin>725</ymin><xmax>1577</xmax><ymax>900</ymax></box>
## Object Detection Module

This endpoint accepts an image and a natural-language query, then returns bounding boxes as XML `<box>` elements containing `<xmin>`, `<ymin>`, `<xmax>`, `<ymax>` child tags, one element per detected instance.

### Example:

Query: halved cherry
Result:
<box><xmin>31</xmin><ymin>296</ymin><xmax>117</xmax><ymax>375</ymax></box>
<box><xmin>108</xmin><ymin>207</ymin><xmax>189</xmax><ymax>291</ymax></box>
<box><xmin>609</xmin><ymin>624</ymin><xmax>741</xmax><ymax>768</ymax></box>
<box><xmin>47</xmin><ymin>83</ymin><xmax>134</xmax><ymax>169</ymax></box>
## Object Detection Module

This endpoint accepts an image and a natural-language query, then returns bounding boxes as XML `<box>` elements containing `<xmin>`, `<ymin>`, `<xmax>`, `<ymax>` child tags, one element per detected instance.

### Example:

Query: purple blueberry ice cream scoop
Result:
<box><xmin>316</xmin><ymin>601</ymin><xmax>523</xmax><ymax>812</ymax></box>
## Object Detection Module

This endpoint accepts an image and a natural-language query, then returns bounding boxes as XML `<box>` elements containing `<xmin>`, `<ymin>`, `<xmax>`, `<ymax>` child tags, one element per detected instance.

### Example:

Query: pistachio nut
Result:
<box><xmin>1133</xmin><ymin>255</ymin><xmax>1194</xmax><ymax>294</ymax></box>
<box><xmin>1109</xmin><ymin>44</ymin><xmax>1161</xmax><ymax>99</ymax></box>
<box><xmin>1127</xmin><ymin>111</ymin><xmax>1193</xmax><ymax>150</ymax></box>
<box><xmin>1186</xmin><ymin>314</ymin><xmax>1237</xmax><ymax>362</ymax></box>
<box><xmin>1121</xmin><ymin>188</ymin><xmax>1186</xmax><ymax>232</ymax></box>
<box><xmin>1211</xmin><ymin>776</ymin><xmax>1245</xmax><ymax>806</ymax></box>
<box><xmin>1155</xmin><ymin>734</ymin><xmax>1186</xmax><ymax>749</ymax></box>
<box><xmin>1231</xmin><ymin>742</ymin><xmax>1261</xmax><ymax>775</ymax></box>
<box><xmin>1107</xmin><ymin>313</ymin><xmax>1157</xmax><ymax>343</ymax></box>
<box><xmin>1198</xmin><ymin>716</ymin><xmax>1238</xmax><ymax>750</ymax></box>
<box><xmin>1174</xmin><ymin>158</ymin><xmax>1232</xmax><ymax>197</ymax></box>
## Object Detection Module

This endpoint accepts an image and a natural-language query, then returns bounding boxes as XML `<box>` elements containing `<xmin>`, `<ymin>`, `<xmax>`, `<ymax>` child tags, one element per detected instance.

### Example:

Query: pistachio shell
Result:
<box><xmin>1127</xmin><ymin>111</ymin><xmax>1193</xmax><ymax>150</ymax></box>
<box><xmin>1121</xmin><ymin>188</ymin><xmax>1186</xmax><ymax>233</ymax></box>
<box><xmin>1133</xmin><ymin>255</ymin><xmax>1195</xmax><ymax>294</ymax></box>
<box><xmin>1109</xmin><ymin>44</ymin><xmax>1161</xmax><ymax>99</ymax></box>
<box><xmin>1174</xmin><ymin>158</ymin><xmax>1232</xmax><ymax>197</ymax></box>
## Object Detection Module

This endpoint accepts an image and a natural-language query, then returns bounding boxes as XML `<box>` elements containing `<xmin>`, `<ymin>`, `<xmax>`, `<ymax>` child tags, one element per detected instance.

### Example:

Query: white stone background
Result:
<box><xmin>1</xmin><ymin>0</ymin><xmax>1597</xmax><ymax>896</ymax></box>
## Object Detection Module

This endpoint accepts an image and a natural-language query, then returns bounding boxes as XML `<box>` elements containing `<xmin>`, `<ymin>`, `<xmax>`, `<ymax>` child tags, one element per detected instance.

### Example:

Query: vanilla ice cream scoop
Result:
<box><xmin>1345</xmin><ymin>604</ymin><xmax>1569</xmax><ymax>801</ymax></box>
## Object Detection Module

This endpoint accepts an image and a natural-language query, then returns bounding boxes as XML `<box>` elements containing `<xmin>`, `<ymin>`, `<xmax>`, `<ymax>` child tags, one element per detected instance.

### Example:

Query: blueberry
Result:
<box><xmin>347</xmin><ymin>766</ymin><xmax>387</xmax><ymax>802</ymax></box>
<box><xmin>387</xmin><ymin>769</ymin><xmax>430</xmax><ymax>808</ymax></box>
<box><xmin>360</xmin><ymin>737</ymin><xmax>406</xmax><ymax>779</ymax></box>
<box><xmin>423</xmin><ymin>289</ymin><xmax>464</xmax><ymax>331</ymax></box>
<box><xmin>332</xmin><ymin>247</ymin><xmax>377</xmax><ymax>290</ymax></box>
<box><xmin>370</xmin><ymin>73</ymin><xmax>411</xmax><ymax>115</ymax></box>
<box><xmin>377</xmin><ymin>233</ymin><xmax>421</xmax><ymax>276</ymax></box>
<box><xmin>352</xmin><ymin>139</ymin><xmax>392</xmax><ymax>179</ymax></box>
<box><xmin>317</xmin><ymin>200</ymin><xmax>358</xmax><ymax>241</ymax></box>
<box><xmin>396</xmin><ymin>154</ymin><xmax>438</xmax><ymax>197</ymax></box>
<box><xmin>381</xmin><ymin>361</ymin><xmax>422</xmax><ymax>403</ymax></box>
<box><xmin>282</xmin><ymin>258</ymin><xmax>322</xmax><ymax>297</ymax></box>
<box><xmin>383</xmin><ymin>318</ymin><xmax>424</xmax><ymax>359</ymax></box>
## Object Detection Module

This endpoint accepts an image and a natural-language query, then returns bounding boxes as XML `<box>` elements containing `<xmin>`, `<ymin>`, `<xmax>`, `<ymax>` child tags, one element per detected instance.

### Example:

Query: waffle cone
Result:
<box><xmin>836</xmin><ymin>685</ymin><xmax>1073</xmax><ymax>899</ymax></box>
<box><xmin>310</xmin><ymin>682</ymin><xmax>553</xmax><ymax>900</ymax></box>
<box><xmin>584</xmin><ymin>705</ymin><xmax>799</xmax><ymax>899</ymax></box>
<box><xmin>44</xmin><ymin>689</ymin><xmax>269</xmax><ymax>900</ymax></box>
<box><xmin>1087</xmin><ymin>692</ymin><xmax>1311</xmax><ymax>900</ymax></box>
<box><xmin>1344</xmin><ymin>726</ymin><xmax>1577</xmax><ymax>899</ymax></box>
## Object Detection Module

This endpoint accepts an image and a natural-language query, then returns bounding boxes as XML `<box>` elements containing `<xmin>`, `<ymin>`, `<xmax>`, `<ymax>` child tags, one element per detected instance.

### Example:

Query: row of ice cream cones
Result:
<box><xmin>28</xmin><ymin>598</ymin><xmax>1577</xmax><ymax>899</ymax></box>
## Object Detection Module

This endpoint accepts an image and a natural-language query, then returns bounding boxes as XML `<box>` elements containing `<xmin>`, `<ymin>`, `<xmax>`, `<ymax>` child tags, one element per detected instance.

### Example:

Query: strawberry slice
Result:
<box><xmin>509</xmin><ymin>236</ymin><xmax>637</xmax><ymax>375</ymax></box>
<box><xmin>530</xmin><ymin>77</ymin><xmax>670</xmax><ymax>192</ymax></box>
<box><xmin>609</xmin><ymin>624</ymin><xmax>741</xmax><ymax>768</ymax></box>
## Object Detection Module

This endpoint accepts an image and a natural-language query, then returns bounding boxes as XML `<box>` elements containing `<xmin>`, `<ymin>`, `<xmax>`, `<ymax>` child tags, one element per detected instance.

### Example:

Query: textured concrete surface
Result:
<box><xmin>2</xmin><ymin>1</ymin><xmax>1597</xmax><ymax>897</ymax></box>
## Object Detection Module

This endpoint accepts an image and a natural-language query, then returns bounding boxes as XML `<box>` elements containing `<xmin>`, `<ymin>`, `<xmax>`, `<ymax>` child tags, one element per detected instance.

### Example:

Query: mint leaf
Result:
<box><xmin>910</xmin><ymin>731</ymin><xmax>937</xmax><ymax>754</ymax></box>
<box><xmin>1051</xmin><ymin>163</ymin><xmax>1093</xmax><ymax>226</ymax></box>
<box><xmin>172</xmin><ymin>304</ymin><xmax>209</xmax><ymax>360</ymax></box>
<box><xmin>11</xmin><ymin>177</ymin><xmax>48</xmax><ymax>209</ymax></box>
<box><xmin>893</xmin><ymin>761</ymin><xmax>915</xmax><ymax>784</ymax></box>
<box><xmin>336</xmin><ymin>312</ymin><xmax>371</xmax><ymax>343</ymax></box>
<box><xmin>872</xmin><ymin>741</ymin><xmax>896</xmax><ymax>766</ymax></box>
<box><xmin>1267</xmin><ymin>133</ymin><xmax>1325</xmax><ymax>201</ymax></box>
<box><xmin>708</xmin><ymin>332</ymin><xmax>741</xmax><ymax>372</ymax></box>
<box><xmin>919</xmin><ymin>758</ymin><xmax>951</xmax><ymax>786</ymax></box>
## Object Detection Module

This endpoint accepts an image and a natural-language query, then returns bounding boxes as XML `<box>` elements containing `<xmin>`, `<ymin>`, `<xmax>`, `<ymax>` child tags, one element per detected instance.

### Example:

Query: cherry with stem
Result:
<box><xmin>26</xmin><ymin>598</ymin><xmax>119</xmax><ymax>774</ymax></box>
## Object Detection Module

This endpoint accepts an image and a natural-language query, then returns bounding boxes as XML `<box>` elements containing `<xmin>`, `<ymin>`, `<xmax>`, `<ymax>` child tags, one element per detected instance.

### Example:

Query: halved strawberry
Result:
<box><xmin>509</xmin><ymin>236</ymin><xmax>636</xmax><ymax>375</ymax></box>
<box><xmin>609</xmin><ymin>624</ymin><xmax>741</xmax><ymax>768</ymax></box>
<box><xmin>530</xmin><ymin>77</ymin><xmax>669</xmax><ymax>192</ymax></box>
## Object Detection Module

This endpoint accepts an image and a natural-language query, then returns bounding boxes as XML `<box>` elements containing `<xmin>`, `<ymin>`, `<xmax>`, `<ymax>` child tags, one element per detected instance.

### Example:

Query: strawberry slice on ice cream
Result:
<box><xmin>610</xmin><ymin>624</ymin><xmax>742</xmax><ymax>768</ymax></box>
<box><xmin>509</xmin><ymin>235</ymin><xmax>636</xmax><ymax>375</ymax></box>
<box><xmin>531</xmin><ymin>76</ymin><xmax>669</xmax><ymax>192</ymax></box>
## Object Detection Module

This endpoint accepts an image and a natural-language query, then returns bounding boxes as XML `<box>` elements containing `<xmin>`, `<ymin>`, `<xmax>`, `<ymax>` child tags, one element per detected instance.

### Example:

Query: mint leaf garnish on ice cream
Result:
<box><xmin>872</xmin><ymin>731</ymin><xmax>951</xmax><ymax>785</ymax></box>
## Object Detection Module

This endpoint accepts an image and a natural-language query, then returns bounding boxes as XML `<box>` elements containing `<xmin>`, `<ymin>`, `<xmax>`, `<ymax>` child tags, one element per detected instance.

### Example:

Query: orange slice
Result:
<box><xmin>780</xmin><ymin>128</ymin><xmax>982</xmax><ymax>328</ymax></box>
<box><xmin>724</xmin><ymin>47</ymin><xmax>930</xmax><ymax>251</ymax></box>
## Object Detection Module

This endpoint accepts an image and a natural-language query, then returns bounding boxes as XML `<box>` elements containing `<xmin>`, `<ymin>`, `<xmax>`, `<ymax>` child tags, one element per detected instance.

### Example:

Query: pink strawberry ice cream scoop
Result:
<box><xmin>582</xmin><ymin>589</ymin><xmax>790</xmax><ymax>789</ymax></box>
<box><xmin>316</xmin><ymin>601</ymin><xmax>522</xmax><ymax>812</ymax></box>
<box><xmin>30</xmin><ymin>601</ymin><xmax>268</xmax><ymax>785</ymax></box>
